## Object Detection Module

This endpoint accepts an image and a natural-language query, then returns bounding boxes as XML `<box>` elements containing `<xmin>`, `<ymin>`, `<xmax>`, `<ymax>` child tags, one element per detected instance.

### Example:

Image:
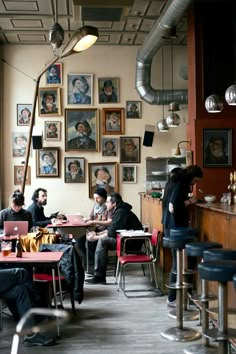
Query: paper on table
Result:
<box><xmin>120</xmin><ymin>230</ymin><xmax>148</xmax><ymax>237</ymax></box>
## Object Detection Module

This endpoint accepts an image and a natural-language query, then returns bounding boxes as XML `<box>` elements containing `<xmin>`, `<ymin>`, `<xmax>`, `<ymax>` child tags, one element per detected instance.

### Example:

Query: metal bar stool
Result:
<box><xmin>184</xmin><ymin>242</ymin><xmax>223</xmax><ymax>354</ymax></box>
<box><xmin>198</xmin><ymin>259</ymin><xmax>236</xmax><ymax>354</ymax></box>
<box><xmin>161</xmin><ymin>227</ymin><xmax>202</xmax><ymax>342</ymax></box>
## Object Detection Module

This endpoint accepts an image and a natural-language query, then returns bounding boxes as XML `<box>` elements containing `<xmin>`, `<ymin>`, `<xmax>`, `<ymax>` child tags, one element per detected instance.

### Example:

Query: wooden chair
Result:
<box><xmin>116</xmin><ymin>229</ymin><xmax>162</xmax><ymax>297</ymax></box>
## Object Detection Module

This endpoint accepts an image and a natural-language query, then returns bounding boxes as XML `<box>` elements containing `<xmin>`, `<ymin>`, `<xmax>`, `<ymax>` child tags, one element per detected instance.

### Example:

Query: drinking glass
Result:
<box><xmin>1</xmin><ymin>241</ymin><xmax>12</xmax><ymax>257</ymax></box>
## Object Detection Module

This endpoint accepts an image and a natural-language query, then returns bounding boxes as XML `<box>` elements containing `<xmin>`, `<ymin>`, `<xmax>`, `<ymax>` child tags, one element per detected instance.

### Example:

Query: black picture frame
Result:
<box><xmin>203</xmin><ymin>128</ymin><xmax>232</xmax><ymax>167</ymax></box>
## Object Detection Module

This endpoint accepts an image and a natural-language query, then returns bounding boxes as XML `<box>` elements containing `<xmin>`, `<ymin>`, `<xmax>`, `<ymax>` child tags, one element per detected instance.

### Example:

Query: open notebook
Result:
<box><xmin>4</xmin><ymin>221</ymin><xmax>29</xmax><ymax>236</ymax></box>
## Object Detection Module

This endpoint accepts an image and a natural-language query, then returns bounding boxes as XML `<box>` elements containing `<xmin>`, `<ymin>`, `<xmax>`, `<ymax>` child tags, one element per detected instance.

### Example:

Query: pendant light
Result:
<box><xmin>166</xmin><ymin>40</ymin><xmax>181</xmax><ymax>127</ymax></box>
<box><xmin>225</xmin><ymin>84</ymin><xmax>236</xmax><ymax>105</ymax></box>
<box><xmin>49</xmin><ymin>0</ymin><xmax>64</xmax><ymax>55</ymax></box>
<box><xmin>205</xmin><ymin>94</ymin><xmax>223</xmax><ymax>113</ymax></box>
<box><xmin>157</xmin><ymin>46</ymin><xmax>169</xmax><ymax>132</ymax></box>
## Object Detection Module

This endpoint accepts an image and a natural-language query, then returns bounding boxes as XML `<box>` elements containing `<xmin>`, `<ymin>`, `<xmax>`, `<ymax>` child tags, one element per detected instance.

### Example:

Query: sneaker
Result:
<box><xmin>23</xmin><ymin>333</ymin><xmax>56</xmax><ymax>347</ymax></box>
<box><xmin>85</xmin><ymin>276</ymin><xmax>106</xmax><ymax>284</ymax></box>
<box><xmin>166</xmin><ymin>299</ymin><xmax>176</xmax><ymax>308</ymax></box>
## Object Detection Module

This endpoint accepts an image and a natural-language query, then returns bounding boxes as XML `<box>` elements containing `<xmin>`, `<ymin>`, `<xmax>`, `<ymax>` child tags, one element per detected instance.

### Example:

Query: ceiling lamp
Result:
<box><xmin>205</xmin><ymin>94</ymin><xmax>223</xmax><ymax>113</ymax></box>
<box><xmin>157</xmin><ymin>45</ymin><xmax>169</xmax><ymax>132</ymax></box>
<box><xmin>49</xmin><ymin>0</ymin><xmax>64</xmax><ymax>55</ymax></box>
<box><xmin>161</xmin><ymin>26</ymin><xmax>177</xmax><ymax>40</ymax></box>
<box><xmin>168</xmin><ymin>101</ymin><xmax>180</xmax><ymax>112</ymax></box>
<box><xmin>225</xmin><ymin>84</ymin><xmax>236</xmax><ymax>105</ymax></box>
<box><xmin>165</xmin><ymin>112</ymin><xmax>181</xmax><ymax>127</ymax></box>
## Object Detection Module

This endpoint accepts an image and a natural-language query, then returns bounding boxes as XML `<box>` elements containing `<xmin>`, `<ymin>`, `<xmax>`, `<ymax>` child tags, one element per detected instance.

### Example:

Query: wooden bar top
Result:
<box><xmin>196</xmin><ymin>201</ymin><xmax>236</xmax><ymax>216</ymax></box>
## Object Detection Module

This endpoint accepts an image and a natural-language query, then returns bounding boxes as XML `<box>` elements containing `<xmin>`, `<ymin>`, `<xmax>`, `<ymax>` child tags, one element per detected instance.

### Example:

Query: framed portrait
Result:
<box><xmin>126</xmin><ymin>100</ymin><xmax>142</xmax><ymax>119</ymax></box>
<box><xmin>121</xmin><ymin>165</ymin><xmax>137</xmax><ymax>184</ymax></box>
<box><xmin>36</xmin><ymin>147</ymin><xmax>59</xmax><ymax>177</ymax></box>
<box><xmin>102</xmin><ymin>108</ymin><xmax>125</xmax><ymax>135</ymax></box>
<box><xmin>120</xmin><ymin>136</ymin><xmax>141</xmax><ymax>163</ymax></box>
<box><xmin>88</xmin><ymin>162</ymin><xmax>119</xmax><ymax>198</ymax></box>
<box><xmin>98</xmin><ymin>77</ymin><xmax>119</xmax><ymax>103</ymax></box>
<box><xmin>38</xmin><ymin>87</ymin><xmax>61</xmax><ymax>117</ymax></box>
<box><xmin>203</xmin><ymin>128</ymin><xmax>232</xmax><ymax>167</ymax></box>
<box><xmin>44</xmin><ymin>121</ymin><xmax>61</xmax><ymax>141</ymax></box>
<box><xmin>65</xmin><ymin>108</ymin><xmax>99</xmax><ymax>152</ymax></box>
<box><xmin>67</xmin><ymin>73</ymin><xmax>93</xmax><ymax>105</ymax></box>
<box><xmin>17</xmin><ymin>104</ymin><xmax>32</xmax><ymax>126</ymax></box>
<box><xmin>14</xmin><ymin>165</ymin><xmax>31</xmax><ymax>185</ymax></box>
<box><xmin>12</xmin><ymin>132</ymin><xmax>29</xmax><ymax>157</ymax></box>
<box><xmin>64</xmin><ymin>157</ymin><xmax>85</xmax><ymax>183</ymax></box>
<box><xmin>45</xmin><ymin>62</ymin><xmax>62</xmax><ymax>86</ymax></box>
<box><xmin>102</xmin><ymin>137</ymin><xmax>118</xmax><ymax>157</ymax></box>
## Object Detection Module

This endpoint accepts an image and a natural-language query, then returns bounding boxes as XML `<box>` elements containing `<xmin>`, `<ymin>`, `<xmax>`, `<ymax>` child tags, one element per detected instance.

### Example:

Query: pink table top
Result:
<box><xmin>0</xmin><ymin>251</ymin><xmax>63</xmax><ymax>264</ymax></box>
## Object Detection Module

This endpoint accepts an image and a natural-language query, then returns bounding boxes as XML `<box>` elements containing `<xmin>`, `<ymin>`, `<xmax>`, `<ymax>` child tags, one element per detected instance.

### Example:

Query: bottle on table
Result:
<box><xmin>16</xmin><ymin>234</ymin><xmax>23</xmax><ymax>258</ymax></box>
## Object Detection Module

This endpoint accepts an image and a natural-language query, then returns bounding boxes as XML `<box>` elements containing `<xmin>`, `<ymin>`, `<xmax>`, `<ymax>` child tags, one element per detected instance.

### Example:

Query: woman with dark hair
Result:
<box><xmin>162</xmin><ymin>165</ymin><xmax>203</xmax><ymax>307</ymax></box>
<box><xmin>0</xmin><ymin>189</ymin><xmax>32</xmax><ymax>232</ymax></box>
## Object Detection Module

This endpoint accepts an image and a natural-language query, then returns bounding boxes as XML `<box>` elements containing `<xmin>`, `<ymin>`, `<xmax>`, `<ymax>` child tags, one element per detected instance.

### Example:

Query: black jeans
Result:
<box><xmin>94</xmin><ymin>237</ymin><xmax>116</xmax><ymax>279</ymax></box>
<box><xmin>77</xmin><ymin>235</ymin><xmax>97</xmax><ymax>265</ymax></box>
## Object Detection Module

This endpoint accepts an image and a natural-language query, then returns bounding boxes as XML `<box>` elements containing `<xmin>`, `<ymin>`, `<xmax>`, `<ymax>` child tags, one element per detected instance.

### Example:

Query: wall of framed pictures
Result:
<box><xmin>1</xmin><ymin>44</ymin><xmax>188</xmax><ymax>217</ymax></box>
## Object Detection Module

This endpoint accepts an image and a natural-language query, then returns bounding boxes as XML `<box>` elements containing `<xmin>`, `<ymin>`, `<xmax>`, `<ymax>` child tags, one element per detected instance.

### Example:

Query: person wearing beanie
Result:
<box><xmin>76</xmin><ymin>187</ymin><xmax>113</xmax><ymax>273</ymax></box>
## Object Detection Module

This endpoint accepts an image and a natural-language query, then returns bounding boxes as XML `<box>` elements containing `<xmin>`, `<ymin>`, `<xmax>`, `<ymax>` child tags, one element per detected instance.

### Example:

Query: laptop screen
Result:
<box><xmin>4</xmin><ymin>221</ymin><xmax>29</xmax><ymax>236</ymax></box>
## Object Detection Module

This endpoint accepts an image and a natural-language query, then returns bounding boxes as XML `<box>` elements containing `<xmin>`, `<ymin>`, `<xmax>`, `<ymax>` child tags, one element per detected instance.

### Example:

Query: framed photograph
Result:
<box><xmin>102</xmin><ymin>137</ymin><xmax>118</xmax><ymax>157</ymax></box>
<box><xmin>44</xmin><ymin>121</ymin><xmax>61</xmax><ymax>141</ymax></box>
<box><xmin>67</xmin><ymin>73</ymin><xmax>93</xmax><ymax>105</ymax></box>
<box><xmin>36</xmin><ymin>148</ymin><xmax>59</xmax><ymax>177</ymax></box>
<box><xmin>98</xmin><ymin>77</ymin><xmax>119</xmax><ymax>103</ymax></box>
<box><xmin>126</xmin><ymin>101</ymin><xmax>141</xmax><ymax>118</ymax></box>
<box><xmin>203</xmin><ymin>128</ymin><xmax>232</xmax><ymax>167</ymax></box>
<box><xmin>102</xmin><ymin>108</ymin><xmax>125</xmax><ymax>135</ymax></box>
<box><xmin>65</xmin><ymin>108</ymin><xmax>99</xmax><ymax>152</ymax></box>
<box><xmin>12</xmin><ymin>132</ymin><xmax>29</xmax><ymax>157</ymax></box>
<box><xmin>186</xmin><ymin>150</ymin><xmax>193</xmax><ymax>167</ymax></box>
<box><xmin>88</xmin><ymin>162</ymin><xmax>119</xmax><ymax>198</ymax></box>
<box><xmin>17</xmin><ymin>104</ymin><xmax>32</xmax><ymax>126</ymax></box>
<box><xmin>45</xmin><ymin>63</ymin><xmax>63</xmax><ymax>86</ymax></box>
<box><xmin>121</xmin><ymin>165</ymin><xmax>137</xmax><ymax>183</ymax></box>
<box><xmin>120</xmin><ymin>136</ymin><xmax>141</xmax><ymax>163</ymax></box>
<box><xmin>14</xmin><ymin>165</ymin><xmax>31</xmax><ymax>185</ymax></box>
<box><xmin>38</xmin><ymin>87</ymin><xmax>61</xmax><ymax>117</ymax></box>
<box><xmin>64</xmin><ymin>157</ymin><xmax>85</xmax><ymax>183</ymax></box>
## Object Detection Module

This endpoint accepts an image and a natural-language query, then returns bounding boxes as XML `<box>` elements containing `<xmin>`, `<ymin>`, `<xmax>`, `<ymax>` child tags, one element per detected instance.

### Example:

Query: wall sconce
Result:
<box><xmin>205</xmin><ymin>94</ymin><xmax>224</xmax><ymax>113</ymax></box>
<box><xmin>174</xmin><ymin>139</ymin><xmax>191</xmax><ymax>156</ymax></box>
<box><xmin>21</xmin><ymin>25</ymin><xmax>99</xmax><ymax>193</ymax></box>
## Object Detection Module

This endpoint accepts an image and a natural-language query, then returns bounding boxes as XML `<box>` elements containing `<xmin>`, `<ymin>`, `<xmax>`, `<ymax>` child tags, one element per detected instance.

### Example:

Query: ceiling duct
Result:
<box><xmin>135</xmin><ymin>0</ymin><xmax>192</xmax><ymax>105</ymax></box>
<box><xmin>73</xmin><ymin>0</ymin><xmax>133</xmax><ymax>22</ymax></box>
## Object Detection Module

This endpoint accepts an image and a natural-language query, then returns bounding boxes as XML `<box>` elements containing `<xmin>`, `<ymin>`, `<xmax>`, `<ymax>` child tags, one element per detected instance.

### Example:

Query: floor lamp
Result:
<box><xmin>20</xmin><ymin>26</ymin><xmax>98</xmax><ymax>193</ymax></box>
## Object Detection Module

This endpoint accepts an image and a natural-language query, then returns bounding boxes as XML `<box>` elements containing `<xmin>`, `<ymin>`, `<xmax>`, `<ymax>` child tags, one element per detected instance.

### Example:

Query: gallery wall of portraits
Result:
<box><xmin>1</xmin><ymin>44</ymin><xmax>188</xmax><ymax>216</ymax></box>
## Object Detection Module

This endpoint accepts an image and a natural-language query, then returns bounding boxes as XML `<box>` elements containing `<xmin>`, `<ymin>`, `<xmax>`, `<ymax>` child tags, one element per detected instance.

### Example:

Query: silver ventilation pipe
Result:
<box><xmin>135</xmin><ymin>0</ymin><xmax>192</xmax><ymax>105</ymax></box>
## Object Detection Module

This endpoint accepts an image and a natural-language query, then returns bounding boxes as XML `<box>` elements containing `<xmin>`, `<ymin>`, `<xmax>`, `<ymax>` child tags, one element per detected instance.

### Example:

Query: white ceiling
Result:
<box><xmin>0</xmin><ymin>0</ymin><xmax>187</xmax><ymax>46</ymax></box>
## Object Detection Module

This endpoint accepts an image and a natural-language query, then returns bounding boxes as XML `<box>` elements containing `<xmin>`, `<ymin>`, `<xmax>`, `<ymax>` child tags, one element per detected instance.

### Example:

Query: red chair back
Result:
<box><xmin>151</xmin><ymin>228</ymin><xmax>159</xmax><ymax>247</ymax></box>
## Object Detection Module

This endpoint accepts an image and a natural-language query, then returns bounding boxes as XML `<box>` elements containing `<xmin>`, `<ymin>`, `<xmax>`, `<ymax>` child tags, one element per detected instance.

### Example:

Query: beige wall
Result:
<box><xmin>1</xmin><ymin>44</ymin><xmax>187</xmax><ymax>218</ymax></box>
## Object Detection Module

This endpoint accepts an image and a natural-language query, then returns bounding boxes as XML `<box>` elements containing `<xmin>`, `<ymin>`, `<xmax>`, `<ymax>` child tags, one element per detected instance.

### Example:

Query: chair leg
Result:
<box><xmin>70</xmin><ymin>292</ymin><xmax>76</xmax><ymax>316</ymax></box>
<box><xmin>115</xmin><ymin>259</ymin><xmax>119</xmax><ymax>284</ymax></box>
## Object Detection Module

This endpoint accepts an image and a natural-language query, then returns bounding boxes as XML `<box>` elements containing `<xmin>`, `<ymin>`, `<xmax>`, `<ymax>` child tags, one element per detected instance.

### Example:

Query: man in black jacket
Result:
<box><xmin>86</xmin><ymin>192</ymin><xmax>143</xmax><ymax>284</ymax></box>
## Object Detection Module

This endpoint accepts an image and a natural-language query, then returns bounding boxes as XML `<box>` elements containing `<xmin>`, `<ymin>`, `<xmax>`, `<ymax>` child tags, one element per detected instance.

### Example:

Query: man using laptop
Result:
<box><xmin>27</xmin><ymin>188</ymin><xmax>57</xmax><ymax>227</ymax></box>
<box><xmin>0</xmin><ymin>190</ymin><xmax>32</xmax><ymax>233</ymax></box>
<box><xmin>86</xmin><ymin>192</ymin><xmax>143</xmax><ymax>284</ymax></box>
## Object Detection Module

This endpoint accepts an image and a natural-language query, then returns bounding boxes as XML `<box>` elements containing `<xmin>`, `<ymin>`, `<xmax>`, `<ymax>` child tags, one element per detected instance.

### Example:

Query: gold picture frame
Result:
<box><xmin>36</xmin><ymin>147</ymin><xmax>60</xmax><ymax>177</ymax></box>
<box><xmin>102</xmin><ymin>108</ymin><xmax>125</xmax><ymax>135</ymax></box>
<box><xmin>38</xmin><ymin>87</ymin><xmax>61</xmax><ymax>117</ymax></box>
<box><xmin>88</xmin><ymin>162</ymin><xmax>119</xmax><ymax>198</ymax></box>
<box><xmin>14</xmin><ymin>165</ymin><xmax>31</xmax><ymax>185</ymax></box>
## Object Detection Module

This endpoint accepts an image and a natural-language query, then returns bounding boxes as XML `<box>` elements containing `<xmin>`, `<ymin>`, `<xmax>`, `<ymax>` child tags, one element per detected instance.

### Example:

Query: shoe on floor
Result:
<box><xmin>166</xmin><ymin>299</ymin><xmax>176</xmax><ymax>308</ymax></box>
<box><xmin>85</xmin><ymin>276</ymin><xmax>106</xmax><ymax>284</ymax></box>
<box><xmin>23</xmin><ymin>333</ymin><xmax>56</xmax><ymax>347</ymax></box>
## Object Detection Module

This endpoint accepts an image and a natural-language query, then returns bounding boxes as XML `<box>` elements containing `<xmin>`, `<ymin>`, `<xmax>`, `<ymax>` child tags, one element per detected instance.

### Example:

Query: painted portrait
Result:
<box><xmin>46</xmin><ymin>63</ymin><xmax>62</xmax><ymax>85</ymax></box>
<box><xmin>38</xmin><ymin>87</ymin><xmax>61</xmax><ymax>117</ymax></box>
<box><xmin>17</xmin><ymin>104</ymin><xmax>32</xmax><ymax>126</ymax></box>
<box><xmin>64</xmin><ymin>157</ymin><xmax>85</xmax><ymax>183</ymax></box>
<box><xmin>67</xmin><ymin>73</ymin><xmax>93</xmax><ymax>105</ymax></box>
<box><xmin>98</xmin><ymin>77</ymin><xmax>119</xmax><ymax>103</ymax></box>
<box><xmin>88</xmin><ymin>162</ymin><xmax>119</xmax><ymax>198</ymax></box>
<box><xmin>36</xmin><ymin>148</ymin><xmax>59</xmax><ymax>177</ymax></box>
<box><xmin>102</xmin><ymin>138</ymin><xmax>118</xmax><ymax>157</ymax></box>
<box><xmin>12</xmin><ymin>132</ymin><xmax>29</xmax><ymax>157</ymax></box>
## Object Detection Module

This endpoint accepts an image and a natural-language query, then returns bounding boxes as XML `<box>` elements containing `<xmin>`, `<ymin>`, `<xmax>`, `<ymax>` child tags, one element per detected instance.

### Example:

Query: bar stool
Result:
<box><xmin>198</xmin><ymin>259</ymin><xmax>236</xmax><ymax>354</ymax></box>
<box><xmin>161</xmin><ymin>227</ymin><xmax>201</xmax><ymax>342</ymax></box>
<box><xmin>234</xmin><ymin>274</ymin><xmax>236</xmax><ymax>290</ymax></box>
<box><xmin>184</xmin><ymin>242</ymin><xmax>223</xmax><ymax>354</ymax></box>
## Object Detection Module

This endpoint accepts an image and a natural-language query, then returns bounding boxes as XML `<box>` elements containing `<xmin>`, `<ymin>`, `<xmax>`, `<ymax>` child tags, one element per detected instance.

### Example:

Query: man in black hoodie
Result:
<box><xmin>86</xmin><ymin>192</ymin><xmax>143</xmax><ymax>284</ymax></box>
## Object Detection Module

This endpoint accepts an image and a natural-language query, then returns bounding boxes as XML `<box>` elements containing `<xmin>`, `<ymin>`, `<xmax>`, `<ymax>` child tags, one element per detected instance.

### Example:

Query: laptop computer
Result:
<box><xmin>4</xmin><ymin>221</ymin><xmax>29</xmax><ymax>236</ymax></box>
<box><xmin>66</xmin><ymin>215</ymin><xmax>86</xmax><ymax>226</ymax></box>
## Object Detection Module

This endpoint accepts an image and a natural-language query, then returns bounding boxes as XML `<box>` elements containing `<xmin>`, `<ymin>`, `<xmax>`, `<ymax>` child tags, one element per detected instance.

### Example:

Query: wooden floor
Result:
<box><xmin>0</xmin><ymin>268</ymin><xmax>211</xmax><ymax>354</ymax></box>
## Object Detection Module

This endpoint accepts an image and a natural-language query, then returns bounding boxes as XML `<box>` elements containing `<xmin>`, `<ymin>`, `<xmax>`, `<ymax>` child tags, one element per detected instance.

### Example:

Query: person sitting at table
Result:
<box><xmin>0</xmin><ymin>189</ymin><xmax>32</xmax><ymax>233</ymax></box>
<box><xmin>77</xmin><ymin>188</ymin><xmax>113</xmax><ymax>273</ymax></box>
<box><xmin>27</xmin><ymin>188</ymin><xmax>57</xmax><ymax>227</ymax></box>
<box><xmin>86</xmin><ymin>192</ymin><xmax>143</xmax><ymax>284</ymax></box>
<box><xmin>0</xmin><ymin>267</ymin><xmax>55</xmax><ymax>347</ymax></box>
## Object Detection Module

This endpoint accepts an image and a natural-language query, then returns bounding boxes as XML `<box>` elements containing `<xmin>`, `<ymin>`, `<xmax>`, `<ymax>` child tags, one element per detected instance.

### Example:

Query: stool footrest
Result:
<box><xmin>204</xmin><ymin>328</ymin><xmax>236</xmax><ymax>341</ymax></box>
<box><xmin>166</xmin><ymin>282</ymin><xmax>193</xmax><ymax>290</ymax></box>
<box><xmin>191</xmin><ymin>293</ymin><xmax>217</xmax><ymax>302</ymax></box>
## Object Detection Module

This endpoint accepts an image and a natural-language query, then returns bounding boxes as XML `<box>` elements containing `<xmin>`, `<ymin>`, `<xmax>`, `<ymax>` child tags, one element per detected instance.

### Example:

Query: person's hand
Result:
<box><xmin>86</xmin><ymin>231</ymin><xmax>97</xmax><ymax>241</ymax></box>
<box><xmin>86</xmin><ymin>220</ymin><xmax>94</xmax><ymax>226</ymax></box>
<box><xmin>169</xmin><ymin>202</ymin><xmax>174</xmax><ymax>213</ymax></box>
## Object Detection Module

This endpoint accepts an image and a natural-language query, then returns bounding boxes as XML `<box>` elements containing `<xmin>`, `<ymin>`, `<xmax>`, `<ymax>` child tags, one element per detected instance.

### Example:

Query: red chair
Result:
<box><xmin>116</xmin><ymin>229</ymin><xmax>162</xmax><ymax>297</ymax></box>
